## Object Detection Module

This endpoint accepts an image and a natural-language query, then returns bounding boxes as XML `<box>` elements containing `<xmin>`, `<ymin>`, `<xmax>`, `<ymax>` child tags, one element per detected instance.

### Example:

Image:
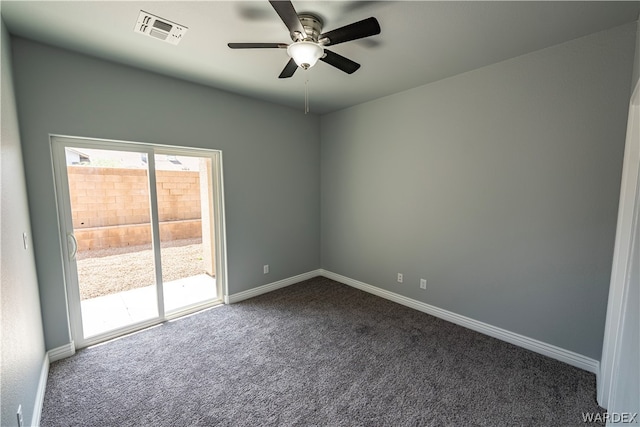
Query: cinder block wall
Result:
<box><xmin>68</xmin><ymin>166</ymin><xmax>202</xmax><ymax>251</ymax></box>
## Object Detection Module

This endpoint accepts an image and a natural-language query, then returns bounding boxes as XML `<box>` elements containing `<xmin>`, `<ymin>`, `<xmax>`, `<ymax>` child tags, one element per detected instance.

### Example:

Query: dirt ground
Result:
<box><xmin>76</xmin><ymin>238</ymin><xmax>206</xmax><ymax>300</ymax></box>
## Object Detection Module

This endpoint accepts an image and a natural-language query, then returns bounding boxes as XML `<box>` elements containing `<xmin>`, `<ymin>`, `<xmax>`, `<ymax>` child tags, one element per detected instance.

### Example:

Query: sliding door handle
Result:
<box><xmin>67</xmin><ymin>232</ymin><xmax>78</xmax><ymax>262</ymax></box>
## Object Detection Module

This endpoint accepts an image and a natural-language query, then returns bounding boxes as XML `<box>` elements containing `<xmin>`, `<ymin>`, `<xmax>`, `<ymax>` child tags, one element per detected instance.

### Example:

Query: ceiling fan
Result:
<box><xmin>228</xmin><ymin>0</ymin><xmax>381</xmax><ymax>78</ymax></box>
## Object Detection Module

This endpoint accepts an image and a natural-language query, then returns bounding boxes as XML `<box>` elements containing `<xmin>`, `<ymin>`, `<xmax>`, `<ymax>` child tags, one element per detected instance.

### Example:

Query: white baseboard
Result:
<box><xmin>226</xmin><ymin>270</ymin><xmax>322</xmax><ymax>304</ymax></box>
<box><xmin>31</xmin><ymin>342</ymin><xmax>76</xmax><ymax>425</ymax></box>
<box><xmin>31</xmin><ymin>352</ymin><xmax>50</xmax><ymax>427</ymax></box>
<box><xmin>320</xmin><ymin>269</ymin><xmax>600</xmax><ymax>374</ymax></box>
<box><xmin>48</xmin><ymin>341</ymin><xmax>75</xmax><ymax>363</ymax></box>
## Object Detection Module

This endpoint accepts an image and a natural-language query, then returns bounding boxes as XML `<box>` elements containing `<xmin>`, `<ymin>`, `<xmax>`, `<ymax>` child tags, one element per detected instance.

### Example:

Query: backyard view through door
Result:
<box><xmin>156</xmin><ymin>154</ymin><xmax>217</xmax><ymax>313</ymax></box>
<box><xmin>60</xmin><ymin>144</ymin><xmax>221</xmax><ymax>344</ymax></box>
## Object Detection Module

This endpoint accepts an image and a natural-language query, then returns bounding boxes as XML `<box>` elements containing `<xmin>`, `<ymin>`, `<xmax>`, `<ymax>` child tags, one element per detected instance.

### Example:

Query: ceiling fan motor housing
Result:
<box><xmin>294</xmin><ymin>14</ymin><xmax>323</xmax><ymax>42</ymax></box>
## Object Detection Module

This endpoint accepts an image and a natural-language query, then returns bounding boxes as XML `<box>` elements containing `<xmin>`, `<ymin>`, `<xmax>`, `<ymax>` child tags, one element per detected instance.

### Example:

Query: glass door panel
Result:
<box><xmin>155</xmin><ymin>154</ymin><xmax>217</xmax><ymax>313</ymax></box>
<box><xmin>65</xmin><ymin>147</ymin><xmax>159</xmax><ymax>338</ymax></box>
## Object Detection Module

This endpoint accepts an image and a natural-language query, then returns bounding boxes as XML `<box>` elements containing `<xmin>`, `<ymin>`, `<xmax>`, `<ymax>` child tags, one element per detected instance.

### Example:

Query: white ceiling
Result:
<box><xmin>2</xmin><ymin>1</ymin><xmax>639</xmax><ymax>114</ymax></box>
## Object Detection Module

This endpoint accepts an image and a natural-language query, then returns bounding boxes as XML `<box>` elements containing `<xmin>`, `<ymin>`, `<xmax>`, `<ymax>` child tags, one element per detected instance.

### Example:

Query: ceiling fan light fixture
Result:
<box><xmin>287</xmin><ymin>41</ymin><xmax>324</xmax><ymax>70</ymax></box>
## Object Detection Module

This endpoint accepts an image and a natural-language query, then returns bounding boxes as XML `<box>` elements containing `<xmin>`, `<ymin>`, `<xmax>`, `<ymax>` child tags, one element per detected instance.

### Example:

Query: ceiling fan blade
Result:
<box><xmin>268</xmin><ymin>0</ymin><xmax>307</xmax><ymax>39</ymax></box>
<box><xmin>279</xmin><ymin>58</ymin><xmax>298</xmax><ymax>79</ymax></box>
<box><xmin>228</xmin><ymin>43</ymin><xmax>288</xmax><ymax>49</ymax></box>
<box><xmin>320</xmin><ymin>17</ymin><xmax>380</xmax><ymax>46</ymax></box>
<box><xmin>320</xmin><ymin>50</ymin><xmax>360</xmax><ymax>74</ymax></box>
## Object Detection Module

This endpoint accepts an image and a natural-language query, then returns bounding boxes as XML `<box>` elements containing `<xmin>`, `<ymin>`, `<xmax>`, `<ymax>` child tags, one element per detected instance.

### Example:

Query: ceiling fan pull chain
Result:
<box><xmin>304</xmin><ymin>78</ymin><xmax>310</xmax><ymax>114</ymax></box>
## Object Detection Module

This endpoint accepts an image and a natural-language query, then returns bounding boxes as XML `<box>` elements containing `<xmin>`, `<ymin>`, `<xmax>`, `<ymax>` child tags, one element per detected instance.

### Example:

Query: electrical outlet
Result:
<box><xmin>263</xmin><ymin>265</ymin><xmax>269</xmax><ymax>274</ymax></box>
<box><xmin>420</xmin><ymin>279</ymin><xmax>427</xmax><ymax>290</ymax></box>
<box><xmin>397</xmin><ymin>273</ymin><xmax>403</xmax><ymax>283</ymax></box>
<box><xmin>17</xmin><ymin>405</ymin><xmax>23</xmax><ymax>427</ymax></box>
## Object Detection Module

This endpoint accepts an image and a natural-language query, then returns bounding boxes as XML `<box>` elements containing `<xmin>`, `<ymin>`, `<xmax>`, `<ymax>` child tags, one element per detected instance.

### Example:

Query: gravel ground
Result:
<box><xmin>77</xmin><ymin>238</ymin><xmax>206</xmax><ymax>300</ymax></box>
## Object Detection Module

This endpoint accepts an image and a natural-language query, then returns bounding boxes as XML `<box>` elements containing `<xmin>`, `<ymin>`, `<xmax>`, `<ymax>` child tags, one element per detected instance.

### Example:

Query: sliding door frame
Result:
<box><xmin>598</xmin><ymin>82</ymin><xmax>640</xmax><ymax>408</ymax></box>
<box><xmin>51</xmin><ymin>134</ymin><xmax>228</xmax><ymax>348</ymax></box>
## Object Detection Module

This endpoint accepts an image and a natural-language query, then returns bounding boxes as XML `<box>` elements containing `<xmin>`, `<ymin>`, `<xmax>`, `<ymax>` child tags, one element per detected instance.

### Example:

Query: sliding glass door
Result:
<box><xmin>52</xmin><ymin>136</ymin><xmax>226</xmax><ymax>348</ymax></box>
<box><xmin>155</xmin><ymin>153</ymin><xmax>218</xmax><ymax>313</ymax></box>
<box><xmin>66</xmin><ymin>147</ymin><xmax>159</xmax><ymax>338</ymax></box>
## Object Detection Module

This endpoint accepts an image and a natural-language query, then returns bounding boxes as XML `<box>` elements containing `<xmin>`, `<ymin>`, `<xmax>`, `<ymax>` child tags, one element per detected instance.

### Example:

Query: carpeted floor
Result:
<box><xmin>41</xmin><ymin>277</ymin><xmax>605</xmax><ymax>426</ymax></box>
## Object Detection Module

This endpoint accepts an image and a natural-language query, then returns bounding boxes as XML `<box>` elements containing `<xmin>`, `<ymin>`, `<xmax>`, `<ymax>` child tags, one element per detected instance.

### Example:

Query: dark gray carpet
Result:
<box><xmin>41</xmin><ymin>277</ymin><xmax>605</xmax><ymax>426</ymax></box>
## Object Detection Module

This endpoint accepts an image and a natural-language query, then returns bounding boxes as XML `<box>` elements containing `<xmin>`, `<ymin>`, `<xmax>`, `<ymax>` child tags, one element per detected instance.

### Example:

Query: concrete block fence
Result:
<box><xmin>68</xmin><ymin>166</ymin><xmax>203</xmax><ymax>251</ymax></box>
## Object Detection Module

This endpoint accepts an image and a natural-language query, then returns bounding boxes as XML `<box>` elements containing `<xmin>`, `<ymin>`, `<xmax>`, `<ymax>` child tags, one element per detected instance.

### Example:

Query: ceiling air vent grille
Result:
<box><xmin>134</xmin><ymin>11</ymin><xmax>187</xmax><ymax>45</ymax></box>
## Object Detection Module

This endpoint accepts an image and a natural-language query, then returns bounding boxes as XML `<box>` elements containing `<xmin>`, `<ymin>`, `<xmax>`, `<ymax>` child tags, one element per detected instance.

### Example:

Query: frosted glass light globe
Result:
<box><xmin>287</xmin><ymin>41</ymin><xmax>324</xmax><ymax>70</ymax></box>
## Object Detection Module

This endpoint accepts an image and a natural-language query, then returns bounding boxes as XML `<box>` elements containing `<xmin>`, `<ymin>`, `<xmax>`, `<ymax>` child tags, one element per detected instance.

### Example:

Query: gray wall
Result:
<box><xmin>11</xmin><ymin>37</ymin><xmax>320</xmax><ymax>350</ymax></box>
<box><xmin>320</xmin><ymin>23</ymin><xmax>636</xmax><ymax>360</ymax></box>
<box><xmin>1</xmin><ymin>20</ymin><xmax>47</xmax><ymax>427</ymax></box>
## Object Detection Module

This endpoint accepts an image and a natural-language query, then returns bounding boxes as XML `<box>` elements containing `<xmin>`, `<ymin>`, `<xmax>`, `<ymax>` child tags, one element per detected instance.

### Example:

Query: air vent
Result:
<box><xmin>134</xmin><ymin>11</ymin><xmax>187</xmax><ymax>45</ymax></box>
